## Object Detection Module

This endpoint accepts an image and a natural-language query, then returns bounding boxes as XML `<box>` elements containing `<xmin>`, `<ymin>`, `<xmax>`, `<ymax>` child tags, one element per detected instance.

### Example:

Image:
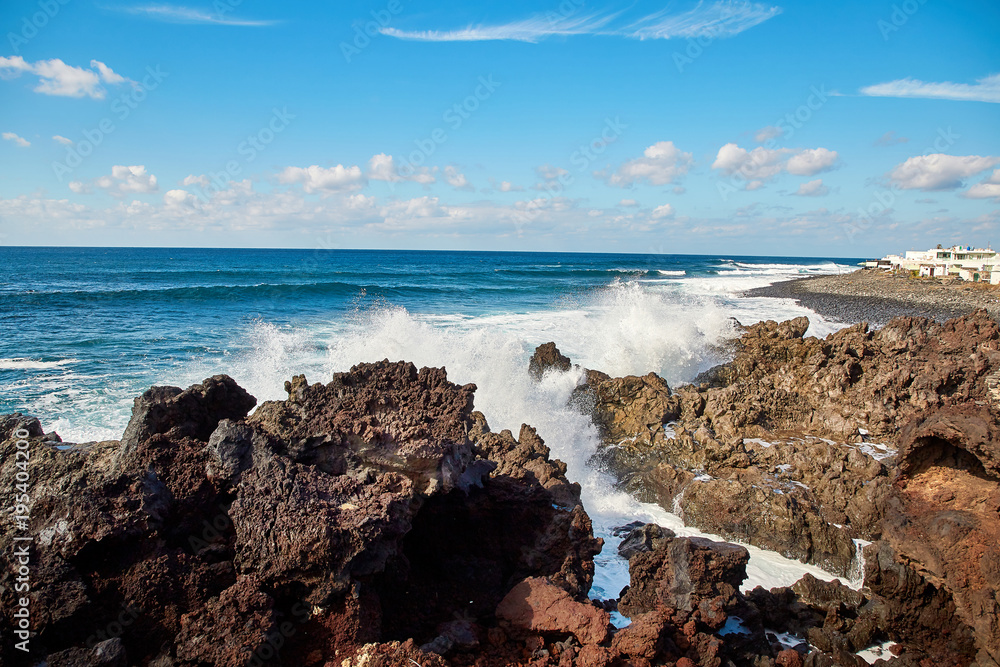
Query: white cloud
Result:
<box><xmin>2</xmin><ymin>132</ymin><xmax>29</xmax><ymax>147</ymax></box>
<box><xmin>0</xmin><ymin>56</ymin><xmax>132</xmax><ymax>99</ymax></box>
<box><xmin>786</xmin><ymin>148</ymin><xmax>839</xmax><ymax>175</ymax></box>
<box><xmin>382</xmin><ymin>11</ymin><xmax>617</xmax><ymax>43</ymax></box>
<box><xmin>52</xmin><ymin>135</ymin><xmax>73</xmax><ymax>145</ymax></box>
<box><xmin>277</xmin><ymin>164</ymin><xmax>365</xmax><ymax>193</ymax></box>
<box><xmin>181</xmin><ymin>174</ymin><xmax>212</xmax><ymax>188</ymax></box>
<box><xmin>793</xmin><ymin>179</ymin><xmax>829</xmax><ymax>197</ymax></box>
<box><xmin>619</xmin><ymin>198</ymin><xmax>639</xmax><ymax>207</ymax></box>
<box><xmin>712</xmin><ymin>143</ymin><xmax>839</xmax><ymax>188</ymax></box>
<box><xmin>537</xmin><ymin>164</ymin><xmax>570</xmax><ymax>181</ymax></box>
<box><xmin>381</xmin><ymin>196</ymin><xmax>444</xmax><ymax>219</ymax></box>
<box><xmin>107</xmin><ymin>165</ymin><xmax>158</xmax><ymax>194</ymax></box>
<box><xmin>444</xmin><ymin>166</ymin><xmax>474</xmax><ymax>191</ymax></box>
<box><xmin>888</xmin><ymin>154</ymin><xmax>1000</xmax><ymax>191</ymax></box>
<box><xmin>368</xmin><ymin>153</ymin><xmax>400</xmax><ymax>182</ymax></box>
<box><xmin>712</xmin><ymin>143</ymin><xmax>788</xmax><ymax>179</ymax></box>
<box><xmin>72</xmin><ymin>165</ymin><xmax>158</xmax><ymax>196</ymax></box>
<box><xmin>123</xmin><ymin>4</ymin><xmax>278</xmax><ymax>26</ymax></box>
<box><xmin>346</xmin><ymin>193</ymin><xmax>377</xmax><ymax>210</ymax></box>
<box><xmin>860</xmin><ymin>73</ymin><xmax>1000</xmax><ymax>104</ymax></box>
<box><xmin>965</xmin><ymin>183</ymin><xmax>1000</xmax><ymax>201</ymax></box>
<box><xmin>533</xmin><ymin>164</ymin><xmax>570</xmax><ymax>190</ymax></box>
<box><xmin>602</xmin><ymin>141</ymin><xmax>694</xmax><ymax>187</ymax></box>
<box><xmin>650</xmin><ymin>203</ymin><xmax>675</xmax><ymax>219</ymax></box>
<box><xmin>380</xmin><ymin>2</ymin><xmax>779</xmax><ymax>42</ymax></box>
<box><xmin>963</xmin><ymin>169</ymin><xmax>1000</xmax><ymax>201</ymax></box>
<box><xmin>367</xmin><ymin>153</ymin><xmax>436</xmax><ymax>184</ymax></box>
<box><xmin>754</xmin><ymin>125</ymin><xmax>784</xmax><ymax>143</ymax></box>
<box><xmin>497</xmin><ymin>180</ymin><xmax>524</xmax><ymax>192</ymax></box>
<box><xmin>163</xmin><ymin>189</ymin><xmax>201</xmax><ymax>209</ymax></box>
<box><xmin>627</xmin><ymin>1</ymin><xmax>782</xmax><ymax>40</ymax></box>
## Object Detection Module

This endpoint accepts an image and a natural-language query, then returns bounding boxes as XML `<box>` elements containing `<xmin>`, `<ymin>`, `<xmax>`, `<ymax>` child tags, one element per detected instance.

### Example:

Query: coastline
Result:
<box><xmin>745</xmin><ymin>268</ymin><xmax>1000</xmax><ymax>326</ymax></box>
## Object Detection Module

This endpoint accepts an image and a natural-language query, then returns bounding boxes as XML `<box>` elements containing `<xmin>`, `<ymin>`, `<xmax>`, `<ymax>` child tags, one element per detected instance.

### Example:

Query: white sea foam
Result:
<box><xmin>0</xmin><ymin>358</ymin><xmax>78</xmax><ymax>370</ymax></box>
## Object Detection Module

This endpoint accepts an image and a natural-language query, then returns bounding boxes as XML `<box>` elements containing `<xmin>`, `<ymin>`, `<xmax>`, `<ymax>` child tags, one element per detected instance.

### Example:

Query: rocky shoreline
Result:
<box><xmin>745</xmin><ymin>269</ymin><xmax>1000</xmax><ymax>325</ymax></box>
<box><xmin>3</xmin><ymin>309</ymin><xmax>999</xmax><ymax>666</ymax></box>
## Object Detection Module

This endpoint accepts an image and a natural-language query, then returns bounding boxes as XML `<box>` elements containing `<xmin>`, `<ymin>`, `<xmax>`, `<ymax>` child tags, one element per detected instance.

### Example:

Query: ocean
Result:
<box><xmin>0</xmin><ymin>246</ymin><xmax>863</xmax><ymax>619</ymax></box>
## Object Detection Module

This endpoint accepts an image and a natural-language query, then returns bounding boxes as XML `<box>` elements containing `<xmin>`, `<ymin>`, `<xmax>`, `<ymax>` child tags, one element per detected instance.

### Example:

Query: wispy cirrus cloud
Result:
<box><xmin>381</xmin><ymin>1</ymin><xmax>781</xmax><ymax>43</ymax></box>
<box><xmin>121</xmin><ymin>4</ymin><xmax>279</xmax><ymax>27</ymax></box>
<box><xmin>625</xmin><ymin>1</ymin><xmax>782</xmax><ymax>40</ymax></box>
<box><xmin>860</xmin><ymin>73</ymin><xmax>1000</xmax><ymax>104</ymax></box>
<box><xmin>380</xmin><ymin>12</ymin><xmax>619</xmax><ymax>43</ymax></box>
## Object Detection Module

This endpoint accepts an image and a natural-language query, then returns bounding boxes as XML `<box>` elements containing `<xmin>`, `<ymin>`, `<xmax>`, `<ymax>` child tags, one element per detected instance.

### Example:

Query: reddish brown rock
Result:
<box><xmin>581</xmin><ymin>311</ymin><xmax>1000</xmax><ymax>662</ymax></box>
<box><xmin>495</xmin><ymin>577</ymin><xmax>610</xmax><ymax>646</ymax></box>
<box><xmin>609</xmin><ymin>610</ymin><xmax>675</xmax><ymax>660</ymax></box>
<box><xmin>775</xmin><ymin>648</ymin><xmax>804</xmax><ymax>667</ymax></box>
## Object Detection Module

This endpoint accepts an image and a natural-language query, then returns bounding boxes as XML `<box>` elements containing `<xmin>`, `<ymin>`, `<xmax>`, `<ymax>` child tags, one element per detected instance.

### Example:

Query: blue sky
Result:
<box><xmin>0</xmin><ymin>0</ymin><xmax>998</xmax><ymax>256</ymax></box>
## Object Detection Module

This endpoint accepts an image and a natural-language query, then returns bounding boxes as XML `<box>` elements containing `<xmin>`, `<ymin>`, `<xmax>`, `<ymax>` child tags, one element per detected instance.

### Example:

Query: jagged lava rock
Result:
<box><xmin>528</xmin><ymin>341</ymin><xmax>572</xmax><ymax>379</ymax></box>
<box><xmin>0</xmin><ymin>361</ymin><xmax>602</xmax><ymax>666</ymax></box>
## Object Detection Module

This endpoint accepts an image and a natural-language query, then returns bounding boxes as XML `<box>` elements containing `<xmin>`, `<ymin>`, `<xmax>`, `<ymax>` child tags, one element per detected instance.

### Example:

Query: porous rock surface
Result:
<box><xmin>0</xmin><ymin>362</ymin><xmax>603</xmax><ymax>666</ymax></box>
<box><xmin>563</xmin><ymin>310</ymin><xmax>1000</xmax><ymax>666</ymax></box>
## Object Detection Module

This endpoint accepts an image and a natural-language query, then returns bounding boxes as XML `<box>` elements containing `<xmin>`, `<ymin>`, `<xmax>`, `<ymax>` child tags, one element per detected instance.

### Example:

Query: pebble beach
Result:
<box><xmin>746</xmin><ymin>269</ymin><xmax>1000</xmax><ymax>326</ymax></box>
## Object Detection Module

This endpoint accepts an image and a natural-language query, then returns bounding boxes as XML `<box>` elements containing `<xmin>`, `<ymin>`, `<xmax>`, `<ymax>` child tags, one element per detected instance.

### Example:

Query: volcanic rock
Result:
<box><xmin>529</xmin><ymin>342</ymin><xmax>572</xmax><ymax>379</ymax></box>
<box><xmin>577</xmin><ymin>310</ymin><xmax>1000</xmax><ymax>663</ymax></box>
<box><xmin>495</xmin><ymin>577</ymin><xmax>610</xmax><ymax>645</ymax></box>
<box><xmin>0</xmin><ymin>361</ymin><xmax>601</xmax><ymax>666</ymax></box>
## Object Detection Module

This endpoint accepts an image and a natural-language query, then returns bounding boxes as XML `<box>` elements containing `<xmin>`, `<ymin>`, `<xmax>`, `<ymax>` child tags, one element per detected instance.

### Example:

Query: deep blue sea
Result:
<box><xmin>0</xmin><ymin>246</ymin><xmax>863</xmax><ymax>601</ymax></box>
<box><xmin>0</xmin><ymin>247</ymin><xmax>859</xmax><ymax>441</ymax></box>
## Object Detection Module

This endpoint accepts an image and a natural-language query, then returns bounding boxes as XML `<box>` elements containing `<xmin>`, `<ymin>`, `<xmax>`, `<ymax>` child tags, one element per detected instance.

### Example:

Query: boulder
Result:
<box><xmin>495</xmin><ymin>577</ymin><xmax>610</xmax><ymax>645</ymax></box>
<box><xmin>529</xmin><ymin>342</ymin><xmax>572</xmax><ymax>379</ymax></box>
<box><xmin>618</xmin><ymin>535</ymin><xmax>748</xmax><ymax>629</ymax></box>
<box><xmin>119</xmin><ymin>375</ymin><xmax>256</xmax><ymax>454</ymax></box>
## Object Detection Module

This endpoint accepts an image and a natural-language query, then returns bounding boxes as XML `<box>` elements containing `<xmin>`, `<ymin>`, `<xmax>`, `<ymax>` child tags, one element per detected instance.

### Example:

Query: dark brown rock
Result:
<box><xmin>529</xmin><ymin>342</ymin><xmax>572</xmax><ymax>379</ymax></box>
<box><xmin>119</xmin><ymin>375</ymin><xmax>256</xmax><ymax>454</ymax></box>
<box><xmin>0</xmin><ymin>361</ymin><xmax>602</xmax><ymax>666</ymax></box>
<box><xmin>618</xmin><ymin>535</ymin><xmax>748</xmax><ymax>627</ymax></box>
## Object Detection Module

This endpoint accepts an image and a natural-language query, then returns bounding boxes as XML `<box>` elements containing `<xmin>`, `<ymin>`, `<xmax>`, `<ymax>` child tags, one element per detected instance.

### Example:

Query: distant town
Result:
<box><xmin>865</xmin><ymin>245</ymin><xmax>1000</xmax><ymax>284</ymax></box>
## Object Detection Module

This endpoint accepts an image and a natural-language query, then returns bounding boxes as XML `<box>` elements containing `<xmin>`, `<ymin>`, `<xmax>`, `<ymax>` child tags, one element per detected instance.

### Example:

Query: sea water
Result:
<box><xmin>0</xmin><ymin>247</ymin><xmax>863</xmax><ymax>621</ymax></box>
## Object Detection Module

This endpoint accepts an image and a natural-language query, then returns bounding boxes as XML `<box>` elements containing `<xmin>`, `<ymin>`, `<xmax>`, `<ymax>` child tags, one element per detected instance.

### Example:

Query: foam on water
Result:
<box><xmin>0</xmin><ymin>358</ymin><xmax>79</xmax><ymax>370</ymax></box>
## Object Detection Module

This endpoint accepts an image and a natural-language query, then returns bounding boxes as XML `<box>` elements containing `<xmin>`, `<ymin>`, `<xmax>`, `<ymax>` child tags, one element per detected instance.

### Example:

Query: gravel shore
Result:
<box><xmin>745</xmin><ymin>269</ymin><xmax>1000</xmax><ymax>326</ymax></box>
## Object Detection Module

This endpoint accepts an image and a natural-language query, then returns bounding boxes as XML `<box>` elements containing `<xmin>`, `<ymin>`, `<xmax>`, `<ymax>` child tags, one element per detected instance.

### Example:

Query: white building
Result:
<box><xmin>870</xmin><ymin>245</ymin><xmax>1000</xmax><ymax>284</ymax></box>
